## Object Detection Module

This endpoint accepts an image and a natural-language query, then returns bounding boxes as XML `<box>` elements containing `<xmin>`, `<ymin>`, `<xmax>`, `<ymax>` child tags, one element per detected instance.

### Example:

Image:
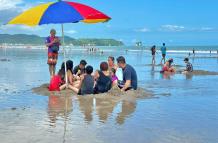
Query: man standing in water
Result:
<box><xmin>160</xmin><ymin>43</ymin><xmax>167</xmax><ymax>64</ymax></box>
<box><xmin>117</xmin><ymin>56</ymin><xmax>138</xmax><ymax>91</ymax></box>
<box><xmin>45</xmin><ymin>29</ymin><xmax>61</xmax><ymax>79</ymax></box>
<box><xmin>151</xmin><ymin>45</ymin><xmax>156</xmax><ymax>65</ymax></box>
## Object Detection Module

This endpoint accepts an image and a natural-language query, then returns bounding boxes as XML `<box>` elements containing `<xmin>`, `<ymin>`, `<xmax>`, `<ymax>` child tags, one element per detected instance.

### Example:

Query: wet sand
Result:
<box><xmin>32</xmin><ymin>84</ymin><xmax>153</xmax><ymax>101</ymax></box>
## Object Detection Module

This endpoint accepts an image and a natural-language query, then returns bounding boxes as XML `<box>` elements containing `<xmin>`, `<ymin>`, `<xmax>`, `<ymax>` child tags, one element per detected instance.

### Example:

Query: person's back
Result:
<box><xmin>123</xmin><ymin>64</ymin><xmax>138</xmax><ymax>90</ymax></box>
<box><xmin>95</xmin><ymin>70</ymin><xmax>112</xmax><ymax>93</ymax></box>
<box><xmin>161</xmin><ymin>45</ymin><xmax>166</xmax><ymax>55</ymax></box>
<box><xmin>151</xmin><ymin>46</ymin><xmax>156</xmax><ymax>55</ymax></box>
<box><xmin>80</xmin><ymin>74</ymin><xmax>94</xmax><ymax>95</ymax></box>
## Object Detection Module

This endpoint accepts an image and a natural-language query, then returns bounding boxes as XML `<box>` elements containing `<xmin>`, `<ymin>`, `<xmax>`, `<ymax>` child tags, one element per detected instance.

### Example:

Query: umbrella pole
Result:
<box><xmin>62</xmin><ymin>24</ymin><xmax>68</xmax><ymax>85</ymax></box>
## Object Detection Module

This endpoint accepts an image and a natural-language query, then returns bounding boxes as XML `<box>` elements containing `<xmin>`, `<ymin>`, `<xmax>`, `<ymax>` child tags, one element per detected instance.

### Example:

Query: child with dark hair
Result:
<box><xmin>161</xmin><ymin>58</ymin><xmax>176</xmax><ymax>73</ymax></box>
<box><xmin>70</xmin><ymin>65</ymin><xmax>94</xmax><ymax>95</ymax></box>
<box><xmin>182</xmin><ymin>58</ymin><xmax>193</xmax><ymax>74</ymax></box>
<box><xmin>111</xmin><ymin>68</ymin><xmax>118</xmax><ymax>87</ymax></box>
<box><xmin>49</xmin><ymin>60</ymin><xmax>74</xmax><ymax>91</ymax></box>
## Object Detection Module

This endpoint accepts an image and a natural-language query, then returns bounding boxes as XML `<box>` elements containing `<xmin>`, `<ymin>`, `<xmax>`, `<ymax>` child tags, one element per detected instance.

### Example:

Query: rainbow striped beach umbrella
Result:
<box><xmin>8</xmin><ymin>1</ymin><xmax>111</xmax><ymax>26</ymax></box>
<box><xmin>7</xmin><ymin>1</ymin><xmax>111</xmax><ymax>84</ymax></box>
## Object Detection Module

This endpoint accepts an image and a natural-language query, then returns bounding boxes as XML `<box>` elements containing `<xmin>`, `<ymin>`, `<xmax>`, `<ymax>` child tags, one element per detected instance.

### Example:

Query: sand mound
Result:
<box><xmin>176</xmin><ymin>70</ymin><xmax>218</xmax><ymax>76</ymax></box>
<box><xmin>32</xmin><ymin>84</ymin><xmax>153</xmax><ymax>102</ymax></box>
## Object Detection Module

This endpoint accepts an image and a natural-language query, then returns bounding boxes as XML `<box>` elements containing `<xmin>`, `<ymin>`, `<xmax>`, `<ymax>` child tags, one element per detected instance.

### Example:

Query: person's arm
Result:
<box><xmin>121</xmin><ymin>69</ymin><xmax>131</xmax><ymax>91</ymax></box>
<box><xmin>67</xmin><ymin>71</ymin><xmax>74</xmax><ymax>85</ymax></box>
<box><xmin>121</xmin><ymin>80</ymin><xmax>131</xmax><ymax>91</ymax></box>
<box><xmin>45</xmin><ymin>38</ymin><xmax>55</xmax><ymax>47</ymax></box>
<box><xmin>94</xmin><ymin>70</ymin><xmax>100</xmax><ymax>81</ymax></box>
<box><xmin>77</xmin><ymin>74</ymin><xmax>84</xmax><ymax>89</ymax></box>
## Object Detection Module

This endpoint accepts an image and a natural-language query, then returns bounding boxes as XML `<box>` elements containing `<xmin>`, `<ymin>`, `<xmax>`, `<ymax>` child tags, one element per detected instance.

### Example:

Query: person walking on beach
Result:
<box><xmin>117</xmin><ymin>56</ymin><xmax>138</xmax><ymax>91</ymax></box>
<box><xmin>45</xmin><ymin>29</ymin><xmax>61</xmax><ymax>79</ymax></box>
<box><xmin>151</xmin><ymin>45</ymin><xmax>156</xmax><ymax>65</ymax></box>
<box><xmin>160</xmin><ymin>43</ymin><xmax>167</xmax><ymax>64</ymax></box>
<box><xmin>192</xmin><ymin>48</ymin><xmax>195</xmax><ymax>56</ymax></box>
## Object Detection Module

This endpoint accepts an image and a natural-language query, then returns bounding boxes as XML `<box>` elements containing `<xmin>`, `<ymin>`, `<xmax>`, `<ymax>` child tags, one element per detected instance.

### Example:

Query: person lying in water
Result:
<box><xmin>182</xmin><ymin>58</ymin><xmax>193</xmax><ymax>74</ymax></box>
<box><xmin>69</xmin><ymin>65</ymin><xmax>95</xmax><ymax>95</ymax></box>
<box><xmin>161</xmin><ymin>58</ymin><xmax>176</xmax><ymax>73</ymax></box>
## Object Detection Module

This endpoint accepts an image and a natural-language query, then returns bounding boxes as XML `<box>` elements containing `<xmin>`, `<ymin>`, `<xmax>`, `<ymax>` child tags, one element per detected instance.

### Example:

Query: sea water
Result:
<box><xmin>0</xmin><ymin>47</ymin><xmax>218</xmax><ymax>143</ymax></box>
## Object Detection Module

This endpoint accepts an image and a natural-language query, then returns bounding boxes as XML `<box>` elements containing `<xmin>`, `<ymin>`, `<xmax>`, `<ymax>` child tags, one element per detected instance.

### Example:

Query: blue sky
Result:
<box><xmin>0</xmin><ymin>0</ymin><xmax>218</xmax><ymax>45</ymax></box>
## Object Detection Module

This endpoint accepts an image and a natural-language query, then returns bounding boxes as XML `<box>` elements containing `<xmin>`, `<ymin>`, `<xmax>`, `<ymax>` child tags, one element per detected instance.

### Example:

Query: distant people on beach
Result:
<box><xmin>73</xmin><ymin>60</ymin><xmax>87</xmax><ymax>77</ymax></box>
<box><xmin>117</xmin><ymin>56</ymin><xmax>138</xmax><ymax>91</ymax></box>
<box><xmin>151</xmin><ymin>45</ymin><xmax>156</xmax><ymax>65</ymax></box>
<box><xmin>160</xmin><ymin>43</ymin><xmax>167</xmax><ymax>64</ymax></box>
<box><xmin>160</xmin><ymin>58</ymin><xmax>176</xmax><ymax>73</ymax></box>
<box><xmin>192</xmin><ymin>48</ymin><xmax>195</xmax><ymax>56</ymax></box>
<box><xmin>182</xmin><ymin>58</ymin><xmax>193</xmax><ymax>74</ymax></box>
<box><xmin>45</xmin><ymin>29</ymin><xmax>61</xmax><ymax>79</ymax></box>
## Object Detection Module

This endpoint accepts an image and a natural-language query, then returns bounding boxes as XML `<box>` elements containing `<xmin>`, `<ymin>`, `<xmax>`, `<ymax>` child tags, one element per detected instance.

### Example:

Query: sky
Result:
<box><xmin>0</xmin><ymin>0</ymin><xmax>218</xmax><ymax>46</ymax></box>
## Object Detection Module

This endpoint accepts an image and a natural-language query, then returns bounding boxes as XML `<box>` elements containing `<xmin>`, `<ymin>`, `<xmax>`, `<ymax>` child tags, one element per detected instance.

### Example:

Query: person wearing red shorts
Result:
<box><xmin>45</xmin><ymin>29</ymin><xmax>61</xmax><ymax>79</ymax></box>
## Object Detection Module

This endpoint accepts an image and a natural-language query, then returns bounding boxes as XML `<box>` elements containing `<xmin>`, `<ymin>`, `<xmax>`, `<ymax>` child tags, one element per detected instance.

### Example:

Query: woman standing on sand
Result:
<box><xmin>45</xmin><ymin>29</ymin><xmax>61</xmax><ymax>79</ymax></box>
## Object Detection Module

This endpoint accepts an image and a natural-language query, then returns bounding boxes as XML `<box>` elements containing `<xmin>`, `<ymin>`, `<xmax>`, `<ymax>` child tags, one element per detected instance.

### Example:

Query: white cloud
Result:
<box><xmin>65</xmin><ymin>30</ymin><xmax>77</xmax><ymax>34</ymax></box>
<box><xmin>200</xmin><ymin>27</ymin><xmax>215</xmax><ymax>31</ymax></box>
<box><xmin>0</xmin><ymin>0</ymin><xmax>24</xmax><ymax>10</ymax></box>
<box><xmin>135</xmin><ymin>28</ymin><xmax>150</xmax><ymax>32</ymax></box>
<box><xmin>160</xmin><ymin>25</ymin><xmax>185</xmax><ymax>32</ymax></box>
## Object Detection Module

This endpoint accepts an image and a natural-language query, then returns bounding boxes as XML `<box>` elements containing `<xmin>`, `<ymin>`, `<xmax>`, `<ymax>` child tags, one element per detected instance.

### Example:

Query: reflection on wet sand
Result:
<box><xmin>78</xmin><ymin>96</ymin><xmax>94</xmax><ymax>123</ymax></box>
<box><xmin>48</xmin><ymin>93</ymin><xmax>72</xmax><ymax>127</ymax></box>
<box><xmin>47</xmin><ymin>93</ymin><xmax>140</xmax><ymax>126</ymax></box>
<box><xmin>95</xmin><ymin>97</ymin><xmax>118</xmax><ymax>123</ymax></box>
<box><xmin>116</xmin><ymin>100</ymin><xmax>136</xmax><ymax>125</ymax></box>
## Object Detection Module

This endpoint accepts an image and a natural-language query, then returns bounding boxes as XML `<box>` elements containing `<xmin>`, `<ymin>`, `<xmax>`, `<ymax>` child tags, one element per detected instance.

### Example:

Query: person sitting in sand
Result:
<box><xmin>94</xmin><ymin>62</ymin><xmax>112</xmax><ymax>94</ymax></box>
<box><xmin>117</xmin><ymin>56</ymin><xmax>138</xmax><ymax>91</ymax></box>
<box><xmin>161</xmin><ymin>58</ymin><xmax>176</xmax><ymax>73</ymax></box>
<box><xmin>182</xmin><ymin>58</ymin><xmax>193</xmax><ymax>74</ymax></box>
<box><xmin>73</xmin><ymin>60</ymin><xmax>87</xmax><ymax>77</ymax></box>
<box><xmin>45</xmin><ymin>29</ymin><xmax>61</xmax><ymax>79</ymax></box>
<box><xmin>111</xmin><ymin>68</ymin><xmax>118</xmax><ymax>87</ymax></box>
<box><xmin>70</xmin><ymin>65</ymin><xmax>94</xmax><ymax>95</ymax></box>
<box><xmin>108</xmin><ymin>56</ymin><xmax>118</xmax><ymax>71</ymax></box>
<box><xmin>49</xmin><ymin>60</ymin><xmax>74</xmax><ymax>91</ymax></box>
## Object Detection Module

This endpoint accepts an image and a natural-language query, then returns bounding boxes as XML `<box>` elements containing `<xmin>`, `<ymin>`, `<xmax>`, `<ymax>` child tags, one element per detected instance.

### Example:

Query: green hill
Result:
<box><xmin>0</xmin><ymin>34</ymin><xmax>124</xmax><ymax>46</ymax></box>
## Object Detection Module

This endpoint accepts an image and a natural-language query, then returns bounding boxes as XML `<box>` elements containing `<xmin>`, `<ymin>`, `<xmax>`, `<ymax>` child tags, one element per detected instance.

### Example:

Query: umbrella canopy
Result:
<box><xmin>8</xmin><ymin>1</ymin><xmax>111</xmax><ymax>26</ymax></box>
<box><xmin>7</xmin><ymin>1</ymin><xmax>110</xmax><ymax>84</ymax></box>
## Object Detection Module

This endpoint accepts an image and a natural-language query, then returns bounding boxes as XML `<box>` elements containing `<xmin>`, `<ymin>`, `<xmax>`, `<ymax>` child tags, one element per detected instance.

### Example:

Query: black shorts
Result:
<box><xmin>162</xmin><ymin>54</ymin><xmax>166</xmax><ymax>58</ymax></box>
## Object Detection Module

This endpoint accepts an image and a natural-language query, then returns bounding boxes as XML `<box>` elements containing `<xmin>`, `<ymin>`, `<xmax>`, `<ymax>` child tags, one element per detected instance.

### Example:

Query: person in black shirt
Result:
<box><xmin>94</xmin><ymin>62</ymin><xmax>112</xmax><ymax>94</ymax></box>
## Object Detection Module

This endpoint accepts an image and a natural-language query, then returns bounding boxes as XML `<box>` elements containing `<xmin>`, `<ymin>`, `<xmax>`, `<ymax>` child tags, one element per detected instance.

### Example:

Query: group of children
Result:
<box><xmin>160</xmin><ymin>57</ymin><xmax>193</xmax><ymax>74</ymax></box>
<box><xmin>49</xmin><ymin>58</ymin><xmax>120</xmax><ymax>95</ymax></box>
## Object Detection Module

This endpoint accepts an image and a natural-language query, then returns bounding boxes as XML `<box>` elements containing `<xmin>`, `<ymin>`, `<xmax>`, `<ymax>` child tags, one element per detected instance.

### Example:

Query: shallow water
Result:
<box><xmin>0</xmin><ymin>47</ymin><xmax>218</xmax><ymax>143</ymax></box>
